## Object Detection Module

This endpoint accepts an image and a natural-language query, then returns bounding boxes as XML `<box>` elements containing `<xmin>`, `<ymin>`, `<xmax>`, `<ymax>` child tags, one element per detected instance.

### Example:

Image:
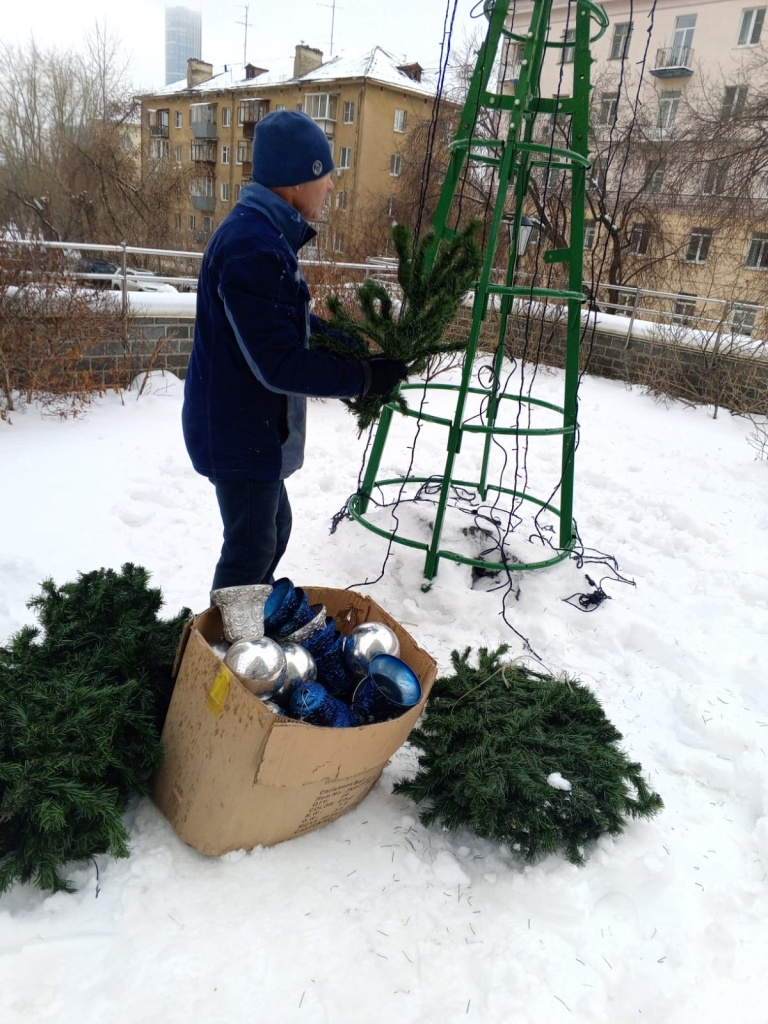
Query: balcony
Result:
<box><xmin>191</xmin><ymin>194</ymin><xmax>215</xmax><ymax>211</ymax></box>
<box><xmin>191</xmin><ymin>121</ymin><xmax>218</xmax><ymax>140</ymax></box>
<box><xmin>651</xmin><ymin>46</ymin><xmax>694</xmax><ymax>78</ymax></box>
<box><xmin>241</xmin><ymin>161</ymin><xmax>252</xmax><ymax>179</ymax></box>
<box><xmin>191</xmin><ymin>141</ymin><xmax>217</xmax><ymax>164</ymax></box>
<box><xmin>239</xmin><ymin>100</ymin><xmax>269</xmax><ymax>139</ymax></box>
<box><xmin>149</xmin><ymin>124</ymin><xmax>169</xmax><ymax>139</ymax></box>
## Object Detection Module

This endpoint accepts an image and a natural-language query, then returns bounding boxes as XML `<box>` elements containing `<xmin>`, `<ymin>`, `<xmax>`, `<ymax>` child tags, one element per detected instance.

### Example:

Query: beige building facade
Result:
<box><xmin>139</xmin><ymin>46</ymin><xmax>440</xmax><ymax>256</ymax></box>
<box><xmin>507</xmin><ymin>0</ymin><xmax>768</xmax><ymax>330</ymax></box>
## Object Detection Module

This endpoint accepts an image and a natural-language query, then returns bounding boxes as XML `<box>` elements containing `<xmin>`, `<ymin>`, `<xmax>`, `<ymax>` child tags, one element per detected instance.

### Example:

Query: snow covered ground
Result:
<box><xmin>1</xmin><ymin>360</ymin><xmax>767</xmax><ymax>1023</ymax></box>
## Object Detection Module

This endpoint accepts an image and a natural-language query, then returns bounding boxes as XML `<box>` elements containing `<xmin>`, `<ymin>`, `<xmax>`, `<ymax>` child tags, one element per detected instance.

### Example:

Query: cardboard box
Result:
<box><xmin>153</xmin><ymin>587</ymin><xmax>437</xmax><ymax>855</ymax></box>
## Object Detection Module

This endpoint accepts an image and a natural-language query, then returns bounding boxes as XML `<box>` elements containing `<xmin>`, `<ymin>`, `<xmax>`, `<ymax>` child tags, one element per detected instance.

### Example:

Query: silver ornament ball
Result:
<box><xmin>281</xmin><ymin>642</ymin><xmax>318</xmax><ymax>688</ymax></box>
<box><xmin>343</xmin><ymin>621</ymin><xmax>401</xmax><ymax>679</ymax></box>
<box><xmin>224</xmin><ymin>637</ymin><xmax>287</xmax><ymax>698</ymax></box>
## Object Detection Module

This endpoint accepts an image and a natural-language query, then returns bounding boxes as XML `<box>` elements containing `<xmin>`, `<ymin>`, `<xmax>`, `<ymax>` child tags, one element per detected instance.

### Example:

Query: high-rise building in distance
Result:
<box><xmin>165</xmin><ymin>6</ymin><xmax>202</xmax><ymax>86</ymax></box>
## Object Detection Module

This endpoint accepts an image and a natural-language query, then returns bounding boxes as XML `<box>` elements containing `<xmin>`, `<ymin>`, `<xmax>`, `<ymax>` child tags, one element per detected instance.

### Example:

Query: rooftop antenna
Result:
<box><xmin>318</xmin><ymin>0</ymin><xmax>342</xmax><ymax>56</ymax></box>
<box><xmin>235</xmin><ymin>5</ymin><xmax>250</xmax><ymax>66</ymax></box>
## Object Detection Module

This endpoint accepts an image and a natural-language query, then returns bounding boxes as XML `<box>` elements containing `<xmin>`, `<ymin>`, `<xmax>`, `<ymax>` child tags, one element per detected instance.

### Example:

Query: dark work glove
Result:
<box><xmin>365</xmin><ymin>356</ymin><xmax>409</xmax><ymax>399</ymax></box>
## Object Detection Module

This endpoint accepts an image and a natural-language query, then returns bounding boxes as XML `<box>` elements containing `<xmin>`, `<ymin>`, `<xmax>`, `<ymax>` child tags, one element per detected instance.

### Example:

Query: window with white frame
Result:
<box><xmin>673</xmin><ymin>293</ymin><xmax>696</xmax><ymax>324</ymax></box>
<box><xmin>175</xmin><ymin>110</ymin><xmax>182</xmax><ymax>129</ymax></box>
<box><xmin>175</xmin><ymin>213</ymin><xmax>183</xmax><ymax>230</ymax></box>
<box><xmin>561</xmin><ymin>27</ymin><xmax>575</xmax><ymax>63</ymax></box>
<box><xmin>339</xmin><ymin>146</ymin><xmax>351</xmax><ymax>169</ymax></box>
<box><xmin>221</xmin><ymin>182</ymin><xmax>230</xmax><ymax>202</ymax></box>
<box><xmin>745</xmin><ymin>232</ymin><xmax>768</xmax><ymax>268</ymax></box>
<box><xmin>731</xmin><ymin>302</ymin><xmax>758</xmax><ymax>335</ymax></box>
<box><xmin>189</xmin><ymin>214</ymin><xmax>196</xmax><ymax>230</ymax></box>
<box><xmin>203</xmin><ymin>216</ymin><xmax>213</xmax><ymax>233</ymax></box>
<box><xmin>591</xmin><ymin>155</ymin><xmax>607</xmax><ymax>190</ymax></box>
<box><xmin>343</xmin><ymin>101</ymin><xmax>355</xmax><ymax>124</ymax></box>
<box><xmin>584</xmin><ymin>219</ymin><xmax>596</xmax><ymax>250</ymax></box>
<box><xmin>305</xmin><ymin>93</ymin><xmax>338</xmax><ymax>121</ymax></box>
<box><xmin>275</xmin><ymin>103</ymin><xmax>285</xmax><ymax>111</ymax></box>
<box><xmin>174</xmin><ymin>145</ymin><xmax>183</xmax><ymax>165</ymax></box>
<box><xmin>702</xmin><ymin>159</ymin><xmax>728</xmax><ymax>195</ymax></box>
<box><xmin>336</xmin><ymin>189</ymin><xmax>347</xmax><ymax>209</ymax></box>
<box><xmin>657</xmin><ymin>90</ymin><xmax>681</xmax><ymax>135</ymax></box>
<box><xmin>597</xmin><ymin>92</ymin><xmax>619</xmax><ymax>124</ymax></box>
<box><xmin>236</xmin><ymin>141</ymin><xmax>249</xmax><ymax>164</ymax></box>
<box><xmin>644</xmin><ymin>159</ymin><xmax>665</xmax><ymax>193</ymax></box>
<box><xmin>333</xmin><ymin>231</ymin><xmax>344</xmax><ymax>253</ymax></box>
<box><xmin>721</xmin><ymin>84</ymin><xmax>748</xmax><ymax>118</ymax></box>
<box><xmin>685</xmin><ymin>228</ymin><xmax>713</xmax><ymax>263</ymax></box>
<box><xmin>149</xmin><ymin>138</ymin><xmax>169</xmax><ymax>160</ymax></box>
<box><xmin>191</xmin><ymin>177</ymin><xmax>214</xmax><ymax>197</ymax></box>
<box><xmin>738</xmin><ymin>7</ymin><xmax>766</xmax><ymax>45</ymax></box>
<box><xmin>221</xmin><ymin>107</ymin><xmax>231</xmax><ymax>127</ymax></box>
<box><xmin>390</xmin><ymin>153</ymin><xmax>402</xmax><ymax>176</ymax></box>
<box><xmin>671</xmin><ymin>14</ymin><xmax>696</xmax><ymax>61</ymax></box>
<box><xmin>235</xmin><ymin>183</ymin><xmax>242</xmax><ymax>201</ymax></box>
<box><xmin>394</xmin><ymin>108</ymin><xmax>407</xmax><ymax>132</ymax></box>
<box><xmin>221</xmin><ymin>145</ymin><xmax>230</xmax><ymax>165</ymax></box>
<box><xmin>610</xmin><ymin>22</ymin><xmax>632</xmax><ymax>59</ymax></box>
<box><xmin>628</xmin><ymin>223</ymin><xmax>650</xmax><ymax>255</ymax></box>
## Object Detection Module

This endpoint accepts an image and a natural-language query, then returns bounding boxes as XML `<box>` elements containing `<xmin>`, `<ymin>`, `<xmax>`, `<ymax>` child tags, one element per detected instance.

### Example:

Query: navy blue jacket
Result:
<box><xmin>182</xmin><ymin>183</ymin><xmax>368</xmax><ymax>481</ymax></box>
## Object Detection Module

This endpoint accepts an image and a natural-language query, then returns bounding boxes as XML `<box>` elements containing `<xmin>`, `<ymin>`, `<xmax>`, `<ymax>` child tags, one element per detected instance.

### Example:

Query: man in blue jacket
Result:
<box><xmin>183</xmin><ymin>109</ymin><xmax>407</xmax><ymax>591</ymax></box>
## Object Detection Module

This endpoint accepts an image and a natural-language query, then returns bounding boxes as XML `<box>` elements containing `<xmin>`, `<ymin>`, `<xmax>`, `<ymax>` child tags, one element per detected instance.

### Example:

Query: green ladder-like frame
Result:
<box><xmin>349</xmin><ymin>0</ymin><xmax>608</xmax><ymax>582</ymax></box>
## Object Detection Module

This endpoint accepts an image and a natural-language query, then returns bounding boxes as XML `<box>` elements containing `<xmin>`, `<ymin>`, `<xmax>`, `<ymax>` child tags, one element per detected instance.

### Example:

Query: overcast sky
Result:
<box><xmin>4</xmin><ymin>0</ymin><xmax>484</xmax><ymax>93</ymax></box>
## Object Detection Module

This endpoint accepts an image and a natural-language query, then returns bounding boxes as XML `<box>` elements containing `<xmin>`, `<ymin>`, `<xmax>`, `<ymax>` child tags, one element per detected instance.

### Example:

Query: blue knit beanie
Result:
<box><xmin>251</xmin><ymin>110</ymin><xmax>335</xmax><ymax>187</ymax></box>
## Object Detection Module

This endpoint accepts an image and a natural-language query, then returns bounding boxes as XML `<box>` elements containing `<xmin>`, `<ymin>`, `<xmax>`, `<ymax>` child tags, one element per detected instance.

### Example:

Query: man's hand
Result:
<box><xmin>365</xmin><ymin>357</ymin><xmax>409</xmax><ymax>400</ymax></box>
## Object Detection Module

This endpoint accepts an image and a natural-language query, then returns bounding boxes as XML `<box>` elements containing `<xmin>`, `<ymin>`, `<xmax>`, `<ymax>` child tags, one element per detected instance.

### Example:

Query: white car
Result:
<box><xmin>113</xmin><ymin>268</ymin><xmax>179</xmax><ymax>293</ymax></box>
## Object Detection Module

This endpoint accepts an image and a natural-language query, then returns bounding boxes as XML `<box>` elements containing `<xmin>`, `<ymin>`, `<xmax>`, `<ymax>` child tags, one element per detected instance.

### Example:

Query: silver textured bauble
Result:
<box><xmin>343</xmin><ymin>621</ymin><xmax>401</xmax><ymax>679</ymax></box>
<box><xmin>223</xmin><ymin>637</ymin><xmax>287</xmax><ymax>698</ymax></box>
<box><xmin>211</xmin><ymin>583</ymin><xmax>273</xmax><ymax>642</ymax></box>
<box><xmin>280</xmin><ymin>604</ymin><xmax>327</xmax><ymax>646</ymax></box>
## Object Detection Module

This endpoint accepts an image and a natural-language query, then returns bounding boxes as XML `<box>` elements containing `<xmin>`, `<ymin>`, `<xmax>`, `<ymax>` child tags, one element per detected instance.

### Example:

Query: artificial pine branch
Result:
<box><xmin>310</xmin><ymin>220</ymin><xmax>482</xmax><ymax>432</ymax></box>
<box><xmin>0</xmin><ymin>564</ymin><xmax>191</xmax><ymax>894</ymax></box>
<box><xmin>394</xmin><ymin>646</ymin><xmax>663</xmax><ymax>866</ymax></box>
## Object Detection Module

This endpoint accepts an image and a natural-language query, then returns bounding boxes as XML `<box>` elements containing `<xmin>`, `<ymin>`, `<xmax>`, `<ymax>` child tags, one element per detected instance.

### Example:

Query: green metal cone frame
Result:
<box><xmin>351</xmin><ymin>0</ymin><xmax>607</xmax><ymax>581</ymax></box>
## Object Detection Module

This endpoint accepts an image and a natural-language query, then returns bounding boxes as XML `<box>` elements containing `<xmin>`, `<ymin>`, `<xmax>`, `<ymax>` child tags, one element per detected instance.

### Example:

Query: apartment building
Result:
<box><xmin>506</xmin><ymin>1</ymin><xmax>768</xmax><ymax>329</ymax></box>
<box><xmin>139</xmin><ymin>45</ymin><xmax>440</xmax><ymax>256</ymax></box>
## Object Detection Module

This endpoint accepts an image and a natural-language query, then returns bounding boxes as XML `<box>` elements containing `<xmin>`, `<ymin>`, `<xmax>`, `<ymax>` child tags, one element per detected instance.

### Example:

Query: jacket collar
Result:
<box><xmin>238</xmin><ymin>181</ymin><xmax>316</xmax><ymax>254</ymax></box>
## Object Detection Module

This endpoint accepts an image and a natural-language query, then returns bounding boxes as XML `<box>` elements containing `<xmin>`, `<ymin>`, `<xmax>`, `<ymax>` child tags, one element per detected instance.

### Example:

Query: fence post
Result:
<box><xmin>120</xmin><ymin>242</ymin><xmax>128</xmax><ymax>346</ymax></box>
<box><xmin>624</xmin><ymin>287</ymin><xmax>642</xmax><ymax>349</ymax></box>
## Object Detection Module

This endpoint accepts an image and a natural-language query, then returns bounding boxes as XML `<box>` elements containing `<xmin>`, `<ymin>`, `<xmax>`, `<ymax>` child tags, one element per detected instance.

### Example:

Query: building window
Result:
<box><xmin>336</xmin><ymin>189</ymin><xmax>347</xmax><ymax>209</ymax></box>
<box><xmin>673</xmin><ymin>294</ymin><xmax>696</xmax><ymax>324</ymax></box>
<box><xmin>235</xmin><ymin>183</ymin><xmax>242</xmax><ymax>200</ymax></box>
<box><xmin>671</xmin><ymin>14</ymin><xmax>696</xmax><ymax>61</ymax></box>
<box><xmin>203</xmin><ymin>216</ymin><xmax>213</xmax><ymax>233</ymax></box>
<box><xmin>221</xmin><ymin>107</ymin><xmax>231</xmax><ymax>127</ymax></box>
<box><xmin>305</xmin><ymin>93</ymin><xmax>338</xmax><ymax>121</ymax></box>
<box><xmin>236</xmin><ymin>141</ymin><xmax>249</xmax><ymax>164</ymax></box>
<box><xmin>221</xmin><ymin>145</ymin><xmax>230</xmax><ymax>164</ymax></box>
<box><xmin>702</xmin><ymin>159</ymin><xmax>728</xmax><ymax>195</ymax></box>
<box><xmin>597</xmin><ymin>92</ymin><xmax>619</xmax><ymax>124</ymax></box>
<box><xmin>685</xmin><ymin>228</ymin><xmax>713</xmax><ymax>263</ymax></box>
<box><xmin>610</xmin><ymin>22</ymin><xmax>633</xmax><ymax>60</ymax></box>
<box><xmin>657</xmin><ymin>90</ymin><xmax>681</xmax><ymax>136</ymax></box>
<box><xmin>191</xmin><ymin>103</ymin><xmax>216</xmax><ymax>126</ymax></box>
<box><xmin>738</xmin><ymin>7</ymin><xmax>766</xmax><ymax>45</ymax></box>
<box><xmin>174</xmin><ymin>145</ymin><xmax>183</xmax><ymax>164</ymax></box>
<box><xmin>191</xmin><ymin>177</ymin><xmax>214</xmax><ymax>198</ymax></box>
<box><xmin>731</xmin><ymin>302</ymin><xmax>758</xmax><ymax>335</ymax></box>
<box><xmin>275</xmin><ymin>103</ymin><xmax>285</xmax><ymax>111</ymax></box>
<box><xmin>174</xmin><ymin>110</ymin><xmax>182</xmax><ymax>129</ymax></box>
<box><xmin>394</xmin><ymin>108</ymin><xmax>407</xmax><ymax>132</ymax></box>
<box><xmin>339</xmin><ymin>146</ymin><xmax>352</xmax><ymax>169</ymax></box>
<box><xmin>149</xmin><ymin>138</ymin><xmax>169</xmax><ymax>160</ymax></box>
<box><xmin>628</xmin><ymin>224</ymin><xmax>650</xmax><ymax>255</ymax></box>
<box><xmin>333</xmin><ymin>231</ymin><xmax>344</xmax><ymax>253</ymax></box>
<box><xmin>746</xmin><ymin>232</ymin><xmax>768</xmax><ymax>268</ymax></box>
<box><xmin>591</xmin><ymin>155</ymin><xmax>607</xmax><ymax>190</ymax></box>
<box><xmin>583</xmin><ymin>219</ymin><xmax>596</xmax><ymax>250</ymax></box>
<box><xmin>644</xmin><ymin>160</ymin><xmax>665</xmax><ymax>193</ymax></box>
<box><xmin>390</xmin><ymin>153</ymin><xmax>402</xmax><ymax>176</ymax></box>
<box><xmin>561</xmin><ymin>27</ymin><xmax>575</xmax><ymax>63</ymax></box>
<box><xmin>189</xmin><ymin>214</ymin><xmax>196</xmax><ymax>230</ymax></box>
<box><xmin>721</xmin><ymin>84</ymin><xmax>748</xmax><ymax>118</ymax></box>
<box><xmin>175</xmin><ymin>213</ymin><xmax>183</xmax><ymax>230</ymax></box>
<box><xmin>343</xmin><ymin>101</ymin><xmax>355</xmax><ymax>124</ymax></box>
<box><xmin>221</xmin><ymin>182</ymin><xmax>230</xmax><ymax>202</ymax></box>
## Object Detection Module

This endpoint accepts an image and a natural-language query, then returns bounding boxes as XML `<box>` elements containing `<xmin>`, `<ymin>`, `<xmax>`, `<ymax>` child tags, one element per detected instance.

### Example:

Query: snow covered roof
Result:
<box><xmin>144</xmin><ymin>47</ymin><xmax>437</xmax><ymax>99</ymax></box>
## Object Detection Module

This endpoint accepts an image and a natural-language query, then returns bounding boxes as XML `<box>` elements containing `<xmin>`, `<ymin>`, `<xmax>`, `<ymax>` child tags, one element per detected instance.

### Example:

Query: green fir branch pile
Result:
<box><xmin>0</xmin><ymin>564</ymin><xmax>190</xmax><ymax>895</ymax></box>
<box><xmin>311</xmin><ymin>220</ymin><xmax>482</xmax><ymax>432</ymax></box>
<box><xmin>394</xmin><ymin>646</ymin><xmax>663</xmax><ymax>866</ymax></box>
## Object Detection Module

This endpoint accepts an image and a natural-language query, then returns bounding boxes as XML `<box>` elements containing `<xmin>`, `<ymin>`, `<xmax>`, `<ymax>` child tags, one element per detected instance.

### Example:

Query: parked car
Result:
<box><xmin>74</xmin><ymin>258</ymin><xmax>178</xmax><ymax>293</ymax></box>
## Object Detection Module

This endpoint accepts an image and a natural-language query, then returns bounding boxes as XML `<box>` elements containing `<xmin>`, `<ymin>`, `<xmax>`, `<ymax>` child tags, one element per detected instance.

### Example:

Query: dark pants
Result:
<box><xmin>211</xmin><ymin>479</ymin><xmax>292</xmax><ymax>591</ymax></box>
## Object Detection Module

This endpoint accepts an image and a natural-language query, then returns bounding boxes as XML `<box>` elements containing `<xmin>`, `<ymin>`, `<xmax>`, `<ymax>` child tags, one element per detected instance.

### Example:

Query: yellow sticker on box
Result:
<box><xmin>206</xmin><ymin>666</ymin><xmax>231</xmax><ymax>716</ymax></box>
